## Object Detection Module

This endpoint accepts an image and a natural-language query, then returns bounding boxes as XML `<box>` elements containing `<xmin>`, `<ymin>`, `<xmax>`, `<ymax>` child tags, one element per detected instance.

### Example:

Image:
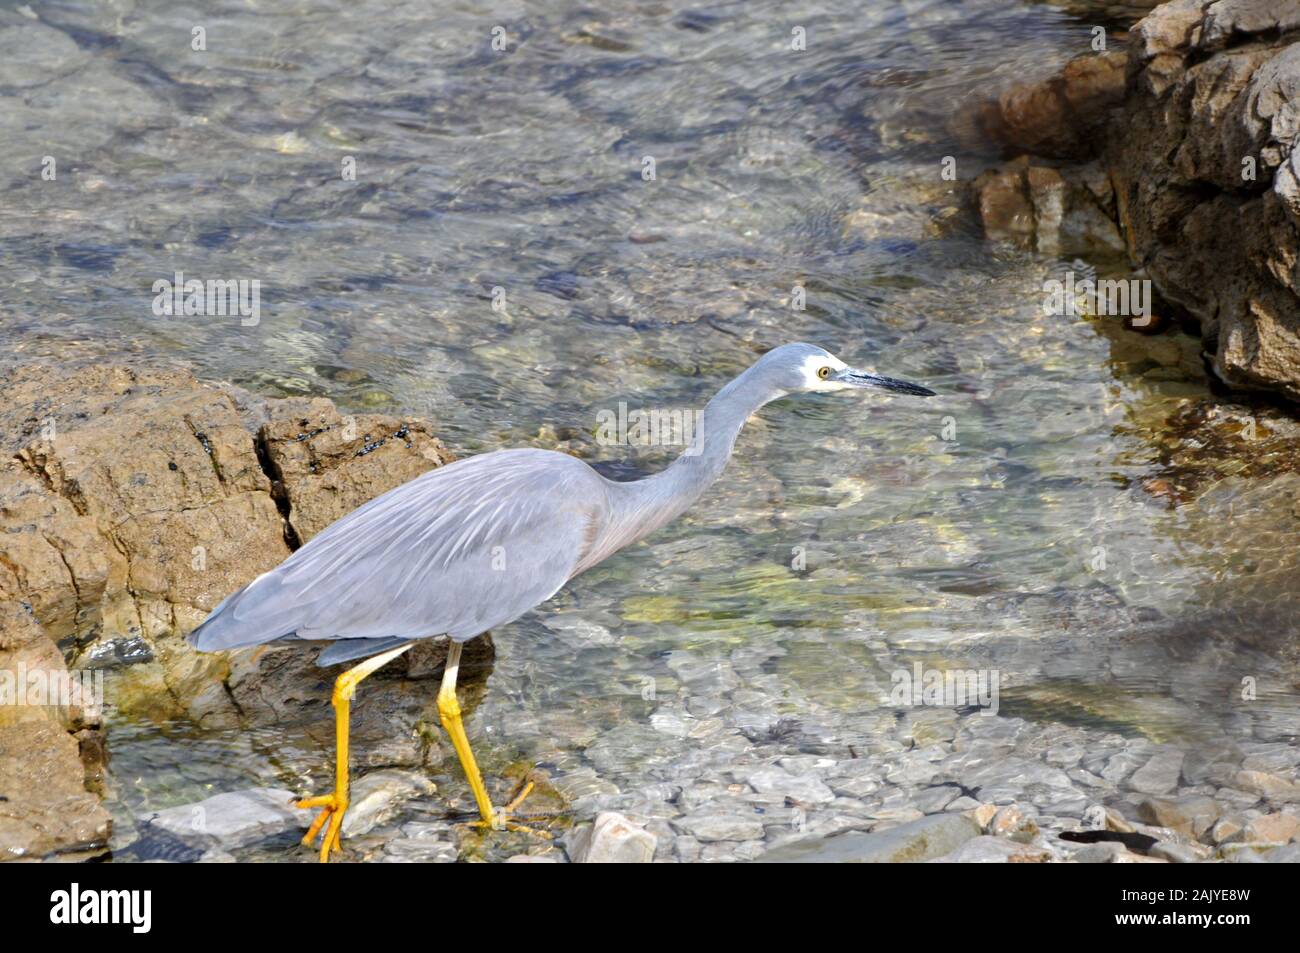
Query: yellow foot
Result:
<box><xmin>461</xmin><ymin>778</ymin><xmax>562</xmax><ymax>838</ymax></box>
<box><xmin>295</xmin><ymin>792</ymin><xmax>348</xmax><ymax>863</ymax></box>
<box><xmin>468</xmin><ymin>813</ymin><xmax>555</xmax><ymax>839</ymax></box>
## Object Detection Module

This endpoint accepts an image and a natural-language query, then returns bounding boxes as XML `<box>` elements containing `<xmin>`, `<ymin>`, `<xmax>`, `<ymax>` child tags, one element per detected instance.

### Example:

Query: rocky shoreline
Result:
<box><xmin>4</xmin><ymin>0</ymin><xmax>1300</xmax><ymax>865</ymax></box>
<box><xmin>972</xmin><ymin>0</ymin><xmax>1300</xmax><ymax>402</ymax></box>
<box><xmin>0</xmin><ymin>361</ymin><xmax>470</xmax><ymax>859</ymax></box>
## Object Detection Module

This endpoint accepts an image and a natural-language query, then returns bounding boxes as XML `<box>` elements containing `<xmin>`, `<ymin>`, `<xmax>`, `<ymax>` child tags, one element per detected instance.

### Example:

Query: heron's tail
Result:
<box><xmin>187</xmin><ymin>572</ymin><xmax>291</xmax><ymax>652</ymax></box>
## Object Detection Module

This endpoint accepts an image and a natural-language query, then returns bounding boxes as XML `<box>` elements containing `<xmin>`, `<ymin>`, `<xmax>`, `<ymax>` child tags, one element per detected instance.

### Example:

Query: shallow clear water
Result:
<box><xmin>4</xmin><ymin>0</ymin><xmax>1297</xmax><ymax>860</ymax></box>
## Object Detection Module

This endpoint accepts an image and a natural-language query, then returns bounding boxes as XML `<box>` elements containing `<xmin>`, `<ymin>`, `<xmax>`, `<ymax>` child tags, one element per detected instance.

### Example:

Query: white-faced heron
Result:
<box><xmin>188</xmin><ymin>342</ymin><xmax>935</xmax><ymax>861</ymax></box>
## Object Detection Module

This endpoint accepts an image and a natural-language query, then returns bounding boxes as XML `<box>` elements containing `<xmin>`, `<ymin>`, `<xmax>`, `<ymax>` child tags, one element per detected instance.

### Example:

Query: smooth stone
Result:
<box><xmin>1266</xmin><ymin>843</ymin><xmax>1300</xmax><ymax>863</ymax></box>
<box><xmin>670</xmin><ymin>812</ymin><xmax>765</xmax><ymax>843</ymax></box>
<box><xmin>745</xmin><ymin>766</ymin><xmax>836</xmax><ymax>805</ymax></box>
<box><xmin>1243</xmin><ymin>813</ymin><xmax>1300</xmax><ymax>844</ymax></box>
<box><xmin>912</xmin><ymin>786</ymin><xmax>959</xmax><ymax>813</ymax></box>
<box><xmin>1126</xmin><ymin>749</ymin><xmax>1185</xmax><ymax>796</ymax></box>
<box><xmin>1070</xmin><ymin>841</ymin><xmax>1125</xmax><ymax>863</ymax></box>
<box><xmin>568</xmin><ymin>812</ymin><xmax>657</xmax><ymax>863</ymax></box>
<box><xmin>1221</xmin><ymin>843</ymin><xmax>1270</xmax><ymax>863</ymax></box>
<box><xmin>1150</xmin><ymin>842</ymin><xmax>1209</xmax><ymax>864</ymax></box>
<box><xmin>929</xmin><ymin>835</ymin><xmax>1052</xmax><ymax>863</ymax></box>
<box><xmin>341</xmin><ymin>769</ymin><xmax>437</xmax><ymax>837</ymax></box>
<box><xmin>759</xmin><ymin>813</ymin><xmax>980</xmax><ymax>863</ymax></box>
<box><xmin>142</xmin><ymin>788</ymin><xmax>302</xmax><ymax>849</ymax></box>
<box><xmin>382</xmin><ymin>838</ymin><xmax>458</xmax><ymax>862</ymax></box>
<box><xmin>1100</xmin><ymin>751</ymin><xmax>1146</xmax><ymax>784</ymax></box>
<box><xmin>1234</xmin><ymin>771</ymin><xmax>1300</xmax><ymax>804</ymax></box>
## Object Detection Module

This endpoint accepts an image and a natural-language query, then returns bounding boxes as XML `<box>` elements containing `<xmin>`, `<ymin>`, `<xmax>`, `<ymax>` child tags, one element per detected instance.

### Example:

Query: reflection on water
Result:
<box><xmin>4</xmin><ymin>0</ymin><xmax>1297</xmax><ymax>860</ymax></box>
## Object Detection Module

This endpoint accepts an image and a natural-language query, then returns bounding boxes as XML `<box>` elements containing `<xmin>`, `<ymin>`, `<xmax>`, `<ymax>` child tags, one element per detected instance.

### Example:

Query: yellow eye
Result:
<box><xmin>817</xmin><ymin>366</ymin><xmax>831</xmax><ymax>380</ymax></box>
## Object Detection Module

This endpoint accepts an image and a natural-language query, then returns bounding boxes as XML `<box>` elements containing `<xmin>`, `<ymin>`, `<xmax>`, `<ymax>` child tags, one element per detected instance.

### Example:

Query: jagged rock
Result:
<box><xmin>968</xmin><ymin>0</ymin><xmax>1300</xmax><ymax>402</ymax></box>
<box><xmin>974</xmin><ymin>156</ymin><xmax>1125</xmax><ymax>258</ymax></box>
<box><xmin>257</xmin><ymin>396</ymin><xmax>453</xmax><ymax>544</ymax></box>
<box><xmin>0</xmin><ymin>361</ymin><xmax>455</xmax><ymax>724</ymax></box>
<box><xmin>1111</xmin><ymin>0</ymin><xmax>1300</xmax><ymax>401</ymax></box>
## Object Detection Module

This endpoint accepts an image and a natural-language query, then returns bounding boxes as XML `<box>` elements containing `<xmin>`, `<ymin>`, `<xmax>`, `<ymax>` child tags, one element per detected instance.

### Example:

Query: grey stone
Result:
<box><xmin>671</xmin><ymin>811</ymin><xmax>764</xmax><ymax>843</ymax></box>
<box><xmin>929</xmin><ymin>835</ymin><xmax>1054</xmax><ymax>863</ymax></box>
<box><xmin>759</xmin><ymin>813</ymin><xmax>980</xmax><ymax>863</ymax></box>
<box><xmin>382</xmin><ymin>837</ymin><xmax>458</xmax><ymax>863</ymax></box>
<box><xmin>1150</xmin><ymin>842</ymin><xmax>1209</xmax><ymax>864</ymax></box>
<box><xmin>1266</xmin><ymin>842</ymin><xmax>1300</xmax><ymax>863</ymax></box>
<box><xmin>142</xmin><ymin>788</ymin><xmax>302</xmax><ymax>849</ymax></box>
<box><xmin>1069</xmin><ymin>841</ymin><xmax>1126</xmax><ymax>863</ymax></box>
<box><xmin>1127</xmin><ymin>750</ymin><xmax>1185</xmax><ymax>796</ymax></box>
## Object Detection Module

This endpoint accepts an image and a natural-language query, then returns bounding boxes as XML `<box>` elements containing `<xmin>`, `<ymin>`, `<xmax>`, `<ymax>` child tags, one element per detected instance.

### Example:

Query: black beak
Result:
<box><xmin>838</xmin><ymin>369</ymin><xmax>936</xmax><ymax>397</ymax></box>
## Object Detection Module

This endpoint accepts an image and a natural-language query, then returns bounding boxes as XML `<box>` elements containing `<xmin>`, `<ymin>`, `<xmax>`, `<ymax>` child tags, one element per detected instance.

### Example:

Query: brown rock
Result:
<box><xmin>1105</xmin><ymin>0</ymin><xmax>1300</xmax><ymax>401</ymax></box>
<box><xmin>978</xmin><ymin>51</ymin><xmax>1127</xmax><ymax>159</ymax></box>
<box><xmin>1243</xmin><ymin>812</ymin><xmax>1300</xmax><ymax>844</ymax></box>
<box><xmin>0</xmin><ymin>720</ymin><xmax>110</xmax><ymax>861</ymax></box>
<box><xmin>0</xmin><ymin>361</ymin><xmax>457</xmax><ymax>722</ymax></box>
<box><xmin>1134</xmin><ymin>0</ymin><xmax>1210</xmax><ymax>61</ymax></box>
<box><xmin>1210</xmin><ymin>815</ymin><xmax>1246</xmax><ymax>843</ymax></box>
<box><xmin>1137</xmin><ymin>795</ymin><xmax>1222</xmax><ymax>839</ymax></box>
<box><xmin>974</xmin><ymin>157</ymin><xmax>1124</xmax><ymax>257</ymax></box>
<box><xmin>1235</xmin><ymin>770</ymin><xmax>1300</xmax><ymax>804</ymax></box>
<box><xmin>257</xmin><ymin>397</ymin><xmax>453</xmax><ymax>544</ymax></box>
<box><xmin>0</xmin><ymin>360</ymin><xmax>461</xmax><ymax>847</ymax></box>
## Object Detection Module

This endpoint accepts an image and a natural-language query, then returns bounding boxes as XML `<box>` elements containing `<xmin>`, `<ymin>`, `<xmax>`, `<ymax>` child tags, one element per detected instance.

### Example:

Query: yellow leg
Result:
<box><xmin>437</xmin><ymin>640</ymin><xmax>498</xmax><ymax>828</ymax></box>
<box><xmin>295</xmin><ymin>642</ymin><xmax>413</xmax><ymax>863</ymax></box>
<box><xmin>437</xmin><ymin>642</ymin><xmax>551</xmax><ymax>838</ymax></box>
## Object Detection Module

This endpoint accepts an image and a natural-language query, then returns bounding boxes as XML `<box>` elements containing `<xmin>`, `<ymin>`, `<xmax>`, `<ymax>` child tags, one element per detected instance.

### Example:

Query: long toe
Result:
<box><xmin>295</xmin><ymin>792</ymin><xmax>347</xmax><ymax>862</ymax></box>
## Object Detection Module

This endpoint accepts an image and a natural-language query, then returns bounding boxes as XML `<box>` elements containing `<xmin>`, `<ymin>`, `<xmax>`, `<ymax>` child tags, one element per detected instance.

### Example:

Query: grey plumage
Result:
<box><xmin>187</xmin><ymin>343</ymin><xmax>934</xmax><ymax>665</ymax></box>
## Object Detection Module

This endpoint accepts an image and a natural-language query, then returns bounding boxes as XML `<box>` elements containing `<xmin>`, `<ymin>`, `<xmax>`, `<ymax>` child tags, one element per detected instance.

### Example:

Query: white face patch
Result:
<box><xmin>798</xmin><ymin>352</ymin><xmax>851</xmax><ymax>391</ymax></box>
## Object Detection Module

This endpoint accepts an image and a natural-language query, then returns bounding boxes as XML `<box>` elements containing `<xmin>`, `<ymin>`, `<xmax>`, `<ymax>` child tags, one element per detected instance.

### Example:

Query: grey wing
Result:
<box><xmin>187</xmin><ymin>449</ymin><xmax>608</xmax><ymax>656</ymax></box>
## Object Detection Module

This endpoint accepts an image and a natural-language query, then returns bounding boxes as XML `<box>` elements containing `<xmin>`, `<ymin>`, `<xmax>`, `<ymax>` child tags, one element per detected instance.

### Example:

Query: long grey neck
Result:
<box><xmin>599</xmin><ymin>366</ymin><xmax>784</xmax><ymax>553</ymax></box>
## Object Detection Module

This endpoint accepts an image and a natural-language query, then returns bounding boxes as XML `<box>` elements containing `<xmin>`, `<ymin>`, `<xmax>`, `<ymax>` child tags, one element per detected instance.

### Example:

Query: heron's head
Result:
<box><xmin>754</xmin><ymin>342</ymin><xmax>936</xmax><ymax>398</ymax></box>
